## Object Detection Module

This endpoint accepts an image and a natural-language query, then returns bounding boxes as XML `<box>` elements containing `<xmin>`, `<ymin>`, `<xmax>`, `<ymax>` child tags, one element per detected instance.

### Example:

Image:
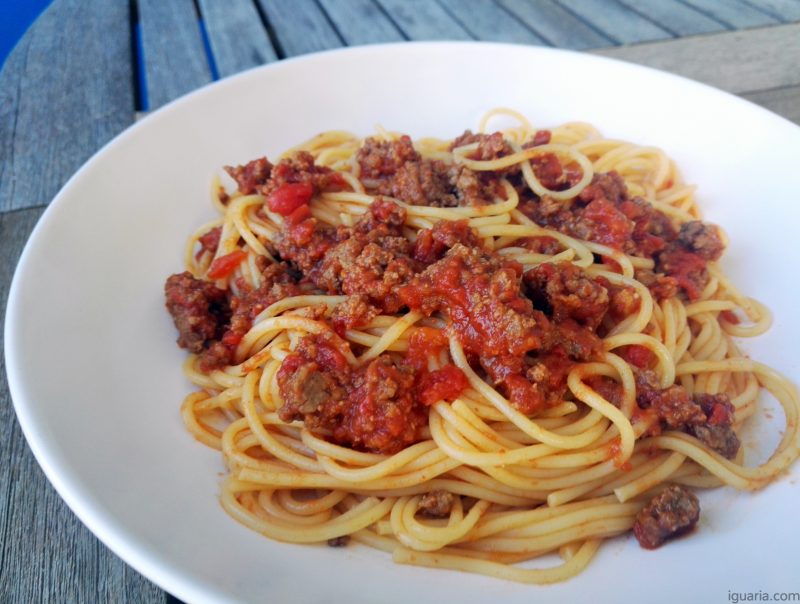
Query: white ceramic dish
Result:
<box><xmin>6</xmin><ymin>43</ymin><xmax>800</xmax><ymax>604</ymax></box>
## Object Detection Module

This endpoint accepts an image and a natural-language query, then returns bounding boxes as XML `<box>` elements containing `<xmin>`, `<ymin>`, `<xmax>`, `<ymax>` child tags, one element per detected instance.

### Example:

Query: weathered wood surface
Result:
<box><xmin>1</xmin><ymin>1</ymin><xmax>800</xmax><ymax>603</ymax></box>
<box><xmin>0</xmin><ymin>209</ymin><xmax>166</xmax><ymax>604</ymax></box>
<box><xmin>197</xmin><ymin>0</ymin><xmax>278</xmax><ymax>77</ymax></box>
<box><xmin>138</xmin><ymin>0</ymin><xmax>213</xmax><ymax>110</ymax></box>
<box><xmin>0</xmin><ymin>0</ymin><xmax>135</xmax><ymax>213</ymax></box>
<box><xmin>594</xmin><ymin>22</ymin><xmax>800</xmax><ymax>97</ymax></box>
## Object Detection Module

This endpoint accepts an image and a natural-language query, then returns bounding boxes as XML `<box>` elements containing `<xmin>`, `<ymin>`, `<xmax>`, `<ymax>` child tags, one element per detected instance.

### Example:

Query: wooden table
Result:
<box><xmin>1</xmin><ymin>1</ymin><xmax>798</xmax><ymax>601</ymax></box>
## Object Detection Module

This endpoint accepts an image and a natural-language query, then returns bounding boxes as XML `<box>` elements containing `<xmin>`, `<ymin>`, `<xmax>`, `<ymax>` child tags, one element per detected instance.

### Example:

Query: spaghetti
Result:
<box><xmin>165</xmin><ymin>109</ymin><xmax>800</xmax><ymax>583</ymax></box>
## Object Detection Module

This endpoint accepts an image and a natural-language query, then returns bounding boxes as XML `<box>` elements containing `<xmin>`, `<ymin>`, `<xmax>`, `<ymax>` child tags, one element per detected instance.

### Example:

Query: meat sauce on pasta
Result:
<box><xmin>164</xmin><ymin>109</ymin><xmax>800</xmax><ymax>583</ymax></box>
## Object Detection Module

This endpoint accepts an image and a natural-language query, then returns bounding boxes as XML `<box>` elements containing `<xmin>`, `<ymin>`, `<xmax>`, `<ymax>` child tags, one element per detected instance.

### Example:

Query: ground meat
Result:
<box><xmin>401</xmin><ymin>244</ymin><xmax>551</xmax><ymax>356</ymax></box>
<box><xmin>619</xmin><ymin>196</ymin><xmax>676</xmax><ymax>258</ymax></box>
<box><xmin>412</xmin><ymin>219</ymin><xmax>481</xmax><ymax>264</ymax></box>
<box><xmin>358</xmin><ymin>135</ymin><xmax>498</xmax><ymax>207</ymax></box>
<box><xmin>450</xmin><ymin>130</ymin><xmax>513</xmax><ymax>161</ymax></box>
<box><xmin>450</xmin><ymin>165</ymin><xmax>500</xmax><ymax>206</ymax></box>
<box><xmin>554</xmin><ymin>319</ymin><xmax>604</xmax><ymax>361</ymax></box>
<box><xmin>276</xmin><ymin>333</ymin><xmax>427</xmax><ymax>454</ymax></box>
<box><xmin>634</xmin><ymin>268</ymin><xmax>678</xmax><ymax>301</ymax></box>
<box><xmin>310</xmin><ymin>201</ymin><xmax>419</xmax><ymax>313</ymax></box>
<box><xmin>357</xmin><ymin>136</ymin><xmax>420</xmax><ymax>180</ymax></box>
<box><xmin>585</xmin><ymin>375</ymin><xmax>624</xmax><ymax>407</ymax></box>
<box><xmin>689</xmin><ymin>393</ymin><xmax>740</xmax><ymax>459</ymax></box>
<box><xmin>278</xmin><ymin>332</ymin><xmax>348</xmax><ymax>419</ymax></box>
<box><xmin>400</xmin><ymin>244</ymin><xmax>603</xmax><ymax>414</ymax></box>
<box><xmin>376</xmin><ymin>158</ymin><xmax>456</xmax><ymax>207</ymax></box>
<box><xmin>529</xmin><ymin>153</ymin><xmax>581</xmax><ymax>191</ymax></box>
<box><xmin>524</xmin><ymin>354</ymin><xmax>574</xmax><ymax>405</ymax></box>
<box><xmin>636</xmin><ymin>370</ymin><xmax>706</xmax><ymax>428</ymax></box>
<box><xmin>418</xmin><ymin>490</ymin><xmax>456</xmax><ymax>518</ymax></box>
<box><xmin>197</xmin><ymin>226</ymin><xmax>221</xmax><ymax>257</ymax></box>
<box><xmin>164</xmin><ymin>272</ymin><xmax>229</xmax><ymax>353</ymax></box>
<box><xmin>228</xmin><ymin>263</ymin><xmax>301</xmax><ymax>334</ymax></box>
<box><xmin>579</xmin><ymin>171</ymin><xmax>628</xmax><ymax>206</ymax></box>
<box><xmin>353</xmin><ymin>197</ymin><xmax>407</xmax><ymax>235</ymax></box>
<box><xmin>519</xmin><ymin>236</ymin><xmax>560</xmax><ymax>255</ymax></box>
<box><xmin>196</xmin><ymin>262</ymin><xmax>301</xmax><ymax>371</ymax></box>
<box><xmin>603</xmin><ymin>280</ymin><xmax>642</xmax><ymax>320</ymax></box>
<box><xmin>517</xmin><ymin>170</ymin><xmax>721</xmax><ymax>302</ymax></box>
<box><xmin>633</xmin><ymin>485</ymin><xmax>700</xmax><ymax>549</ymax></box>
<box><xmin>275</xmin><ymin>214</ymin><xmax>345</xmax><ymax>275</ymax></box>
<box><xmin>224</xmin><ymin>157</ymin><xmax>273</xmax><ymax>195</ymax></box>
<box><xmin>678</xmin><ymin>221</ymin><xmax>725</xmax><ymax>261</ymax></box>
<box><xmin>327</xmin><ymin>536</ymin><xmax>350</xmax><ymax>547</ymax></box>
<box><xmin>523</xmin><ymin>130</ymin><xmax>552</xmax><ymax>147</ymax></box>
<box><xmin>636</xmin><ymin>371</ymin><xmax>740</xmax><ymax>458</ymax></box>
<box><xmin>689</xmin><ymin>423</ymin><xmax>740</xmax><ymax>460</ymax></box>
<box><xmin>331</xmin><ymin>294</ymin><xmax>380</xmax><ymax>335</ymax></box>
<box><xmin>655</xmin><ymin>245</ymin><xmax>709</xmax><ymax>301</ymax></box>
<box><xmin>520</xmin><ymin>174</ymin><xmax>636</xmax><ymax>250</ymax></box>
<box><xmin>524</xmin><ymin>261</ymin><xmax>610</xmax><ymax>330</ymax></box>
<box><xmin>262</xmin><ymin>151</ymin><xmax>345</xmax><ymax>196</ymax></box>
<box><xmin>573</xmin><ymin>197</ymin><xmax>635</xmax><ymax>249</ymax></box>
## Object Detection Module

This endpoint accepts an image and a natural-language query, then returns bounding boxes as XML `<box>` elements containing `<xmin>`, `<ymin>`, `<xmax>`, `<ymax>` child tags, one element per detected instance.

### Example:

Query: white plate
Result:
<box><xmin>6</xmin><ymin>43</ymin><xmax>800</xmax><ymax>604</ymax></box>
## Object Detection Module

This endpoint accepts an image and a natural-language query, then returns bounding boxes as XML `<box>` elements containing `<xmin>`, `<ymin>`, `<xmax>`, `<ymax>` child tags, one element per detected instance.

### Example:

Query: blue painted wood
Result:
<box><xmin>376</xmin><ymin>0</ymin><xmax>473</xmax><ymax>39</ymax></box>
<box><xmin>498</xmin><ymin>0</ymin><xmax>612</xmax><ymax>49</ymax></box>
<box><xmin>437</xmin><ymin>0</ymin><xmax>548</xmax><ymax>44</ymax></box>
<box><xmin>618</xmin><ymin>0</ymin><xmax>727</xmax><ymax>36</ymax></box>
<box><xmin>138</xmin><ymin>0</ymin><xmax>213</xmax><ymax>110</ymax></box>
<box><xmin>197</xmin><ymin>0</ymin><xmax>278</xmax><ymax>77</ymax></box>
<box><xmin>557</xmin><ymin>0</ymin><xmax>673</xmax><ymax>44</ymax></box>
<box><xmin>256</xmin><ymin>0</ymin><xmax>344</xmax><ymax>56</ymax></box>
<box><xmin>318</xmin><ymin>0</ymin><xmax>405</xmax><ymax>44</ymax></box>
<box><xmin>680</xmin><ymin>0</ymin><xmax>778</xmax><ymax>28</ymax></box>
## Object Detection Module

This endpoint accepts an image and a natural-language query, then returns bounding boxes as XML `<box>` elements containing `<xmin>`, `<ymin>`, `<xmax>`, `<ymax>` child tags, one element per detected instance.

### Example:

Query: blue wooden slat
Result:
<box><xmin>318</xmin><ymin>0</ymin><xmax>405</xmax><ymax>44</ymax></box>
<box><xmin>197</xmin><ymin>0</ymin><xmax>278</xmax><ymax>77</ymax></box>
<box><xmin>680</xmin><ymin>0</ymin><xmax>778</xmax><ymax>28</ymax></box>
<box><xmin>618</xmin><ymin>0</ymin><xmax>728</xmax><ymax>36</ymax></box>
<box><xmin>138</xmin><ymin>0</ymin><xmax>213</xmax><ymax>110</ymax></box>
<box><xmin>376</xmin><ymin>0</ymin><xmax>473</xmax><ymax>40</ymax></box>
<box><xmin>498</xmin><ymin>0</ymin><xmax>612</xmax><ymax>49</ymax></box>
<box><xmin>256</xmin><ymin>0</ymin><xmax>344</xmax><ymax>56</ymax></box>
<box><xmin>557</xmin><ymin>0</ymin><xmax>673</xmax><ymax>44</ymax></box>
<box><xmin>437</xmin><ymin>0</ymin><xmax>548</xmax><ymax>44</ymax></box>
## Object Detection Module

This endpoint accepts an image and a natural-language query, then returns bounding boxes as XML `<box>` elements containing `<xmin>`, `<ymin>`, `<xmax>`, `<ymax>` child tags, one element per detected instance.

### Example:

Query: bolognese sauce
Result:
<box><xmin>163</xmin><ymin>115</ymin><xmax>800</xmax><ymax>577</ymax></box>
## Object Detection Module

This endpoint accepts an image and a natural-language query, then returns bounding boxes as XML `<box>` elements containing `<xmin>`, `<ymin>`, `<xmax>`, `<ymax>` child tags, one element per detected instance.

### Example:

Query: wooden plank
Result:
<box><xmin>0</xmin><ymin>209</ymin><xmax>165</xmax><ymax>603</ymax></box>
<box><xmin>498</xmin><ymin>0</ymin><xmax>612</xmax><ymax>49</ymax></box>
<box><xmin>138</xmin><ymin>0</ymin><xmax>213</xmax><ymax>110</ymax></box>
<box><xmin>617</xmin><ymin>0</ymin><xmax>728</xmax><ymax>36</ymax></box>
<box><xmin>743</xmin><ymin>0</ymin><xmax>800</xmax><ymax>21</ymax></box>
<box><xmin>376</xmin><ymin>0</ymin><xmax>473</xmax><ymax>40</ymax></box>
<box><xmin>680</xmin><ymin>0</ymin><xmax>778</xmax><ymax>28</ymax></box>
<box><xmin>557</xmin><ymin>0</ymin><xmax>672</xmax><ymax>44</ymax></box>
<box><xmin>742</xmin><ymin>85</ymin><xmax>800</xmax><ymax>125</ymax></box>
<box><xmin>594</xmin><ymin>23</ymin><xmax>800</xmax><ymax>94</ymax></box>
<box><xmin>0</xmin><ymin>0</ymin><xmax>135</xmax><ymax>212</ymax></box>
<box><xmin>196</xmin><ymin>0</ymin><xmax>278</xmax><ymax>77</ymax></box>
<box><xmin>256</xmin><ymin>0</ymin><xmax>344</xmax><ymax>57</ymax></box>
<box><xmin>317</xmin><ymin>0</ymin><xmax>405</xmax><ymax>45</ymax></box>
<box><xmin>437</xmin><ymin>0</ymin><xmax>548</xmax><ymax>44</ymax></box>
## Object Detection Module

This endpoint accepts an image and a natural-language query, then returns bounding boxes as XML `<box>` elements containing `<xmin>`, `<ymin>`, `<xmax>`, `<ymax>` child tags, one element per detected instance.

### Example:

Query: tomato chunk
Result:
<box><xmin>267</xmin><ymin>182</ymin><xmax>314</xmax><ymax>216</ymax></box>
<box><xmin>620</xmin><ymin>344</ymin><xmax>654</xmax><ymax>369</ymax></box>
<box><xmin>208</xmin><ymin>250</ymin><xmax>248</xmax><ymax>279</ymax></box>
<box><xmin>417</xmin><ymin>364</ymin><xmax>468</xmax><ymax>406</ymax></box>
